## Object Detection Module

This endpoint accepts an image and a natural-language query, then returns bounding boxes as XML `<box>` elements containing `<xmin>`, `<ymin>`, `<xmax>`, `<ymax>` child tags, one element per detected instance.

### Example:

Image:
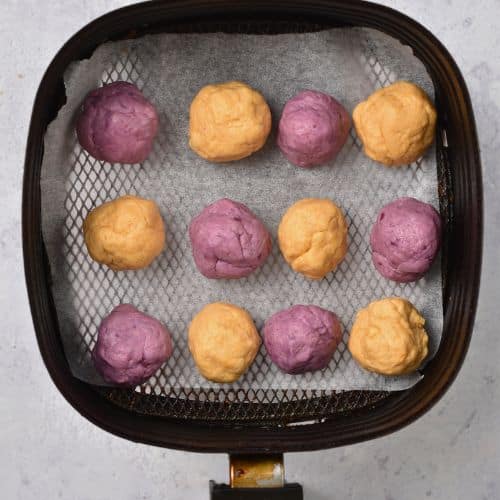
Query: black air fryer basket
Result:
<box><xmin>23</xmin><ymin>1</ymin><xmax>482</xmax><ymax>497</ymax></box>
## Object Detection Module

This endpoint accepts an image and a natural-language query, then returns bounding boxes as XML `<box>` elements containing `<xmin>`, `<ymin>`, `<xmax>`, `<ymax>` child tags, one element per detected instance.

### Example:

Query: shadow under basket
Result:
<box><xmin>23</xmin><ymin>0</ymin><xmax>481</xmax><ymax>457</ymax></box>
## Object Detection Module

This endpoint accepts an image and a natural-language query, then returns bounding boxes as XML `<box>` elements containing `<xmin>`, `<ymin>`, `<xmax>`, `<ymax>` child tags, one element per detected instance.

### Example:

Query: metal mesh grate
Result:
<box><xmin>54</xmin><ymin>25</ymin><xmax>445</xmax><ymax>423</ymax></box>
<box><xmin>97</xmin><ymin>385</ymin><xmax>389</xmax><ymax>423</ymax></box>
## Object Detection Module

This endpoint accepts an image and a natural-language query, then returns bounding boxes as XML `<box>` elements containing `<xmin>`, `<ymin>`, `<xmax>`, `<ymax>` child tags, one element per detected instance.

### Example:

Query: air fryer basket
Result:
<box><xmin>23</xmin><ymin>0</ymin><xmax>482</xmax><ymax>454</ymax></box>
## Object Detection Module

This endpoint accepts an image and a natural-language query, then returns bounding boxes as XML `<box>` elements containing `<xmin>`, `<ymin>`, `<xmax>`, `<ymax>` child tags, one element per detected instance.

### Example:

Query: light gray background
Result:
<box><xmin>1</xmin><ymin>1</ymin><xmax>498</xmax><ymax>499</ymax></box>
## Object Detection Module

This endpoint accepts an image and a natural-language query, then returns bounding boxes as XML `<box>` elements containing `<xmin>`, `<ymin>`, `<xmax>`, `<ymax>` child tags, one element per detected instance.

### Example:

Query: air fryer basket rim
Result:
<box><xmin>22</xmin><ymin>0</ymin><xmax>482</xmax><ymax>453</ymax></box>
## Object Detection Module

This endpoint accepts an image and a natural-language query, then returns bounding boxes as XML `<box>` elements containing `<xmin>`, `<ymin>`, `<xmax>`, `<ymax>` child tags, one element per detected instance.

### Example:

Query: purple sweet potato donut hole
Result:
<box><xmin>92</xmin><ymin>304</ymin><xmax>173</xmax><ymax>386</ymax></box>
<box><xmin>263</xmin><ymin>305</ymin><xmax>342</xmax><ymax>374</ymax></box>
<box><xmin>277</xmin><ymin>90</ymin><xmax>351</xmax><ymax>168</ymax></box>
<box><xmin>370</xmin><ymin>197</ymin><xmax>442</xmax><ymax>283</ymax></box>
<box><xmin>76</xmin><ymin>81</ymin><xmax>159</xmax><ymax>164</ymax></box>
<box><xmin>188</xmin><ymin>198</ymin><xmax>272</xmax><ymax>279</ymax></box>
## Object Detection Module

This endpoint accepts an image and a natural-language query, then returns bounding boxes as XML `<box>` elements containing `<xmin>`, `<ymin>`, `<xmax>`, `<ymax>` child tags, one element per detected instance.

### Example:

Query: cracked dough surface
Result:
<box><xmin>189</xmin><ymin>81</ymin><xmax>271</xmax><ymax>162</ymax></box>
<box><xmin>188</xmin><ymin>302</ymin><xmax>261</xmax><ymax>383</ymax></box>
<box><xmin>76</xmin><ymin>81</ymin><xmax>159</xmax><ymax>164</ymax></box>
<box><xmin>277</xmin><ymin>89</ymin><xmax>351</xmax><ymax>168</ymax></box>
<box><xmin>188</xmin><ymin>198</ymin><xmax>271</xmax><ymax>279</ymax></box>
<box><xmin>370</xmin><ymin>197</ymin><xmax>441</xmax><ymax>282</ymax></box>
<box><xmin>83</xmin><ymin>195</ymin><xmax>165</xmax><ymax>271</ymax></box>
<box><xmin>92</xmin><ymin>304</ymin><xmax>173</xmax><ymax>386</ymax></box>
<box><xmin>278</xmin><ymin>198</ymin><xmax>348</xmax><ymax>279</ymax></box>
<box><xmin>348</xmin><ymin>297</ymin><xmax>429</xmax><ymax>375</ymax></box>
<box><xmin>263</xmin><ymin>304</ymin><xmax>342</xmax><ymax>374</ymax></box>
<box><xmin>352</xmin><ymin>80</ymin><xmax>437</xmax><ymax>166</ymax></box>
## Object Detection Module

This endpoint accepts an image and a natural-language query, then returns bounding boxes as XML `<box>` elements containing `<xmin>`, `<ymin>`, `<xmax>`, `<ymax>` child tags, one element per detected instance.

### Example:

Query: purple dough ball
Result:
<box><xmin>76</xmin><ymin>81</ymin><xmax>159</xmax><ymax>164</ymax></box>
<box><xmin>370</xmin><ymin>197</ymin><xmax>441</xmax><ymax>283</ymax></box>
<box><xmin>277</xmin><ymin>90</ymin><xmax>351</xmax><ymax>168</ymax></box>
<box><xmin>92</xmin><ymin>304</ymin><xmax>173</xmax><ymax>386</ymax></box>
<box><xmin>189</xmin><ymin>198</ymin><xmax>272</xmax><ymax>279</ymax></box>
<box><xmin>263</xmin><ymin>305</ymin><xmax>342</xmax><ymax>374</ymax></box>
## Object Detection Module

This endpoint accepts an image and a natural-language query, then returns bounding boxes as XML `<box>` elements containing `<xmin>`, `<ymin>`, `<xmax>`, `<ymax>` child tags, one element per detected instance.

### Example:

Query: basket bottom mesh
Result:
<box><xmin>96</xmin><ymin>386</ymin><xmax>389</xmax><ymax>423</ymax></box>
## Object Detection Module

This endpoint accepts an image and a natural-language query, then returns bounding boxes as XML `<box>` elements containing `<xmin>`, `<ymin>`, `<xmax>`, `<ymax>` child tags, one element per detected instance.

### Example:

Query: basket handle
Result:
<box><xmin>209</xmin><ymin>455</ymin><xmax>303</xmax><ymax>499</ymax></box>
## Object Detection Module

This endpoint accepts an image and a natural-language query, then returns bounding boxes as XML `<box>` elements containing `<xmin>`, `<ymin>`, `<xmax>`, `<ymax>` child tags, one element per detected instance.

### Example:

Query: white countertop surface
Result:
<box><xmin>1</xmin><ymin>1</ymin><xmax>498</xmax><ymax>499</ymax></box>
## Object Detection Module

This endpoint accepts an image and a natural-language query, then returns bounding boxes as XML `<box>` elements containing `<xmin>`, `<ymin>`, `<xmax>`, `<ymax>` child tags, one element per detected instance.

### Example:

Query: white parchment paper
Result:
<box><xmin>40</xmin><ymin>28</ymin><xmax>443</xmax><ymax>392</ymax></box>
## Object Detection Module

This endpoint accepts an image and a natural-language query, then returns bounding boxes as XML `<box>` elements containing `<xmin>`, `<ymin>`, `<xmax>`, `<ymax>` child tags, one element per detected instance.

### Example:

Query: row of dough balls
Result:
<box><xmin>76</xmin><ymin>80</ymin><xmax>437</xmax><ymax>168</ymax></box>
<box><xmin>83</xmin><ymin>195</ymin><xmax>441</xmax><ymax>283</ymax></box>
<box><xmin>92</xmin><ymin>298</ymin><xmax>429</xmax><ymax>387</ymax></box>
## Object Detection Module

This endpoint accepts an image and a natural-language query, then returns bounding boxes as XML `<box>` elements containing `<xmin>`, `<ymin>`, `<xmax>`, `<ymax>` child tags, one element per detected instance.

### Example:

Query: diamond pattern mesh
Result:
<box><xmin>51</xmin><ymin>25</ymin><xmax>446</xmax><ymax>423</ymax></box>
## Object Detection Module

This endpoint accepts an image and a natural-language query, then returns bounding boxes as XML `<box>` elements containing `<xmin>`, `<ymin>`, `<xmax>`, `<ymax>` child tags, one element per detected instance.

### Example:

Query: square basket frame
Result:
<box><xmin>23</xmin><ymin>0</ymin><xmax>482</xmax><ymax>453</ymax></box>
